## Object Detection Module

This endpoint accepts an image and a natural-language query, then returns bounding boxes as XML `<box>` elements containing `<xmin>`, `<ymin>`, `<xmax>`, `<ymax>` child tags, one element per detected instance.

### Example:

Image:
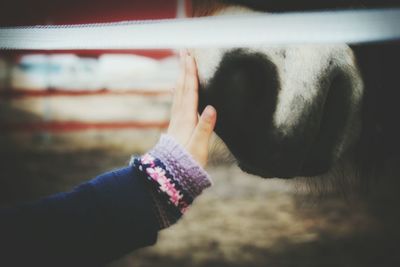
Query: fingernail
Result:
<box><xmin>203</xmin><ymin>105</ymin><xmax>216</xmax><ymax>120</ymax></box>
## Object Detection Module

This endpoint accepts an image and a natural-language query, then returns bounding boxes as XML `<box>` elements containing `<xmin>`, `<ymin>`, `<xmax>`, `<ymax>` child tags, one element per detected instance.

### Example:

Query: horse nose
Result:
<box><xmin>198</xmin><ymin>47</ymin><xmax>363</xmax><ymax>178</ymax></box>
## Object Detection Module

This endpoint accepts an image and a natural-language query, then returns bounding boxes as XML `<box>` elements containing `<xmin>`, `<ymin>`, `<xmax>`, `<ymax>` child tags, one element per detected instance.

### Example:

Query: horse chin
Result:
<box><xmin>237</xmin><ymin>161</ymin><xmax>295</xmax><ymax>179</ymax></box>
<box><xmin>237</xmin><ymin>158</ymin><xmax>332</xmax><ymax>179</ymax></box>
<box><xmin>238</xmin><ymin>162</ymin><xmax>274</xmax><ymax>178</ymax></box>
<box><xmin>239</xmin><ymin>167</ymin><xmax>335</xmax><ymax>180</ymax></box>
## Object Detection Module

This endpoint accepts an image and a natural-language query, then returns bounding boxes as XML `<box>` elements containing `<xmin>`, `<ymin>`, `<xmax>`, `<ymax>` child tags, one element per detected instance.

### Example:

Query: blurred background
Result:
<box><xmin>1</xmin><ymin>1</ymin><xmax>400</xmax><ymax>266</ymax></box>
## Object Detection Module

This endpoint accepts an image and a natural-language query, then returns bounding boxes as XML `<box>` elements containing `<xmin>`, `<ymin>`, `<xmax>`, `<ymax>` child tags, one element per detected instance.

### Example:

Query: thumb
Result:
<box><xmin>187</xmin><ymin>105</ymin><xmax>217</xmax><ymax>166</ymax></box>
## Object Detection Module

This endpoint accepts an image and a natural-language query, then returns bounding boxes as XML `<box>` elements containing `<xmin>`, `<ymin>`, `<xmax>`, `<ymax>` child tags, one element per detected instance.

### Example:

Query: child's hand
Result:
<box><xmin>167</xmin><ymin>51</ymin><xmax>217</xmax><ymax>167</ymax></box>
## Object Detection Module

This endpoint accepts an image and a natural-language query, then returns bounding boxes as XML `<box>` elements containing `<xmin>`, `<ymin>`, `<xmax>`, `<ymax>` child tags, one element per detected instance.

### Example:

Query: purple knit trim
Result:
<box><xmin>129</xmin><ymin>134</ymin><xmax>212</xmax><ymax>229</ymax></box>
<box><xmin>148</xmin><ymin>134</ymin><xmax>212</xmax><ymax>199</ymax></box>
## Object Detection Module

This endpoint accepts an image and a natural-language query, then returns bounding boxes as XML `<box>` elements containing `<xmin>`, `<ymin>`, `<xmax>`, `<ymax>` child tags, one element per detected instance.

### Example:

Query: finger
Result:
<box><xmin>180</xmin><ymin>50</ymin><xmax>188</xmax><ymax>65</ymax></box>
<box><xmin>188</xmin><ymin>105</ymin><xmax>217</xmax><ymax>160</ymax></box>
<box><xmin>173</xmin><ymin>53</ymin><xmax>198</xmax><ymax>123</ymax></box>
<box><xmin>181</xmin><ymin>53</ymin><xmax>199</xmax><ymax>114</ymax></box>
<box><xmin>171</xmin><ymin>50</ymin><xmax>188</xmax><ymax>114</ymax></box>
<box><xmin>184</xmin><ymin>53</ymin><xmax>198</xmax><ymax>93</ymax></box>
<box><xmin>196</xmin><ymin>105</ymin><xmax>217</xmax><ymax>138</ymax></box>
<box><xmin>168</xmin><ymin>51</ymin><xmax>196</xmax><ymax>145</ymax></box>
<box><xmin>175</xmin><ymin>51</ymin><xmax>186</xmax><ymax>89</ymax></box>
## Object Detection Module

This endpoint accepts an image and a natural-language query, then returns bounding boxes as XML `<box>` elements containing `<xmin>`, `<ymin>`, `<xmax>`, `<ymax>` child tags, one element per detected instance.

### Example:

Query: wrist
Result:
<box><xmin>130</xmin><ymin>134</ymin><xmax>212</xmax><ymax>229</ymax></box>
<box><xmin>149</xmin><ymin>134</ymin><xmax>212</xmax><ymax>198</ymax></box>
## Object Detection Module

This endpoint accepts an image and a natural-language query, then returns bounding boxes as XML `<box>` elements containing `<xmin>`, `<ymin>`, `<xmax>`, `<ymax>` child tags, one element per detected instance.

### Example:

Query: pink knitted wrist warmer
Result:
<box><xmin>130</xmin><ymin>134</ymin><xmax>212</xmax><ymax>229</ymax></box>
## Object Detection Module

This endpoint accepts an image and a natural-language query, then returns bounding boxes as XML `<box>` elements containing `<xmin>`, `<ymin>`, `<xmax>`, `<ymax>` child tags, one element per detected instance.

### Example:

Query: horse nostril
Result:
<box><xmin>198</xmin><ymin>49</ymin><xmax>280</xmax><ymax>167</ymax></box>
<box><xmin>301</xmin><ymin>69</ymin><xmax>356</xmax><ymax>175</ymax></box>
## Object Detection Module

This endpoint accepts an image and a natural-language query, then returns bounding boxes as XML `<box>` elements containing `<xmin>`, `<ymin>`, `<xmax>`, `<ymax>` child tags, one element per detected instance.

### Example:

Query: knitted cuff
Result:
<box><xmin>130</xmin><ymin>134</ymin><xmax>212</xmax><ymax>229</ymax></box>
<box><xmin>149</xmin><ymin>134</ymin><xmax>212</xmax><ymax>198</ymax></box>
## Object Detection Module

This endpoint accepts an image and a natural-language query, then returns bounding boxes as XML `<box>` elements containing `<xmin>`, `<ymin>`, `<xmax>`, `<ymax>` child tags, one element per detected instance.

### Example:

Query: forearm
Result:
<box><xmin>1</xmin><ymin>167</ymin><xmax>159</xmax><ymax>266</ymax></box>
<box><xmin>0</xmin><ymin>135</ymin><xmax>212</xmax><ymax>266</ymax></box>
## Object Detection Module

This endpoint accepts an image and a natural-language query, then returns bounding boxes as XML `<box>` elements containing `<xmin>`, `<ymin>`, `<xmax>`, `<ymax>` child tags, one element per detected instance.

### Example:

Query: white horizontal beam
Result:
<box><xmin>0</xmin><ymin>8</ymin><xmax>399</xmax><ymax>50</ymax></box>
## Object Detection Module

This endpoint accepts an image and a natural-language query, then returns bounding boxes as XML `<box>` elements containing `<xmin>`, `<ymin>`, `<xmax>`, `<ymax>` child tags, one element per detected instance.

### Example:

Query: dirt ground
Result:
<box><xmin>1</xmin><ymin>143</ymin><xmax>400</xmax><ymax>267</ymax></box>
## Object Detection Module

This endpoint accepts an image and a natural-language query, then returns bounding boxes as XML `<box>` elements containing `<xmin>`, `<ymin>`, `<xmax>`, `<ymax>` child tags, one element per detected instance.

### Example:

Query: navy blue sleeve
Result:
<box><xmin>0</xmin><ymin>166</ymin><xmax>159</xmax><ymax>267</ymax></box>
